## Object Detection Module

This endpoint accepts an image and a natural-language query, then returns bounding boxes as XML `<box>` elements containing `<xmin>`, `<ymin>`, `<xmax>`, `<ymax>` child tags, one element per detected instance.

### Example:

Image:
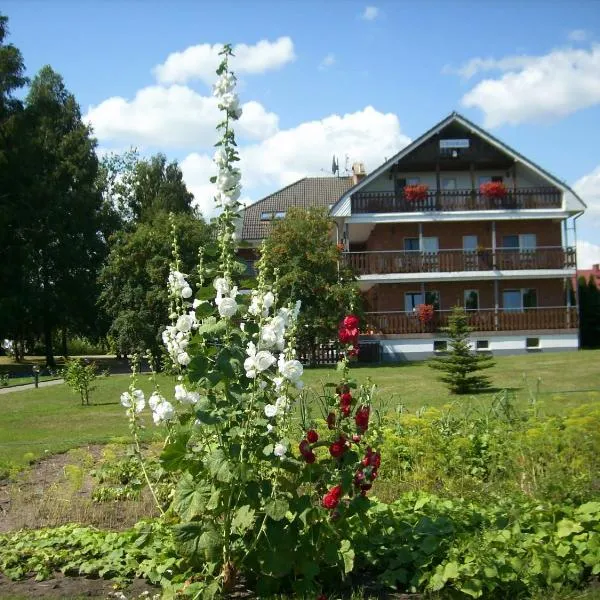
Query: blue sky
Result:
<box><xmin>4</xmin><ymin>0</ymin><xmax>600</xmax><ymax>266</ymax></box>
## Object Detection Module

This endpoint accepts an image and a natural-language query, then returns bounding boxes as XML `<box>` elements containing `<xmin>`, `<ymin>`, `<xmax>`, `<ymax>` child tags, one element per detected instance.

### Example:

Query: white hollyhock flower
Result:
<box><xmin>176</xmin><ymin>314</ymin><xmax>193</xmax><ymax>333</ymax></box>
<box><xmin>273</xmin><ymin>376</ymin><xmax>284</xmax><ymax>390</ymax></box>
<box><xmin>174</xmin><ymin>384</ymin><xmax>187</xmax><ymax>402</ymax></box>
<box><xmin>263</xmin><ymin>291</ymin><xmax>275</xmax><ymax>309</ymax></box>
<box><xmin>192</xmin><ymin>298</ymin><xmax>201</xmax><ymax>309</ymax></box>
<box><xmin>213</xmin><ymin>147</ymin><xmax>228</xmax><ymax>167</ymax></box>
<box><xmin>120</xmin><ymin>390</ymin><xmax>145</xmax><ymax>413</ymax></box>
<box><xmin>264</xmin><ymin>404</ymin><xmax>278</xmax><ymax>418</ymax></box>
<box><xmin>186</xmin><ymin>391</ymin><xmax>200</xmax><ymax>405</ymax></box>
<box><xmin>213</xmin><ymin>277</ymin><xmax>230</xmax><ymax>295</ymax></box>
<box><xmin>278</xmin><ymin>356</ymin><xmax>303</xmax><ymax>382</ymax></box>
<box><xmin>153</xmin><ymin>400</ymin><xmax>175</xmax><ymax>425</ymax></box>
<box><xmin>181</xmin><ymin>286</ymin><xmax>193</xmax><ymax>299</ymax></box>
<box><xmin>255</xmin><ymin>350</ymin><xmax>276</xmax><ymax>372</ymax></box>
<box><xmin>273</xmin><ymin>442</ymin><xmax>287</xmax><ymax>459</ymax></box>
<box><xmin>218</xmin><ymin>297</ymin><xmax>238</xmax><ymax>318</ymax></box>
<box><xmin>275</xmin><ymin>396</ymin><xmax>289</xmax><ymax>412</ymax></box>
<box><xmin>148</xmin><ymin>392</ymin><xmax>165</xmax><ymax>411</ymax></box>
<box><xmin>259</xmin><ymin>325</ymin><xmax>278</xmax><ymax>348</ymax></box>
<box><xmin>266</xmin><ymin>424</ymin><xmax>274</xmax><ymax>433</ymax></box>
<box><xmin>177</xmin><ymin>351</ymin><xmax>191</xmax><ymax>366</ymax></box>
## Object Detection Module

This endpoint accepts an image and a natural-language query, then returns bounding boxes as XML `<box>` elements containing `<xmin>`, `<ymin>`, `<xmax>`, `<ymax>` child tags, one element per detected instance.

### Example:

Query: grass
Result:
<box><xmin>1</xmin><ymin>349</ymin><xmax>599</xmax><ymax>471</ymax></box>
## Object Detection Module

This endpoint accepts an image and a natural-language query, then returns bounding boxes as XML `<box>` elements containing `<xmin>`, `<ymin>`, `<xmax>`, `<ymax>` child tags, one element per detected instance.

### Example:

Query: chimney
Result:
<box><xmin>351</xmin><ymin>162</ymin><xmax>367</xmax><ymax>185</ymax></box>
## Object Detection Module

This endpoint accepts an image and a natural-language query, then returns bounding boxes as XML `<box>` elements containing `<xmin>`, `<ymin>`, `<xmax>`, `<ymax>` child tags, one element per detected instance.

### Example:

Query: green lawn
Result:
<box><xmin>1</xmin><ymin>349</ymin><xmax>599</xmax><ymax>471</ymax></box>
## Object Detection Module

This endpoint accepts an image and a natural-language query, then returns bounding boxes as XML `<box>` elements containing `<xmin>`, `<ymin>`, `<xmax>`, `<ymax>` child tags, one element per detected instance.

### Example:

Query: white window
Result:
<box><xmin>502</xmin><ymin>234</ymin><xmax>537</xmax><ymax>250</ymax></box>
<box><xmin>442</xmin><ymin>178</ymin><xmax>457</xmax><ymax>190</ymax></box>
<box><xmin>463</xmin><ymin>235</ymin><xmax>478</xmax><ymax>251</ymax></box>
<box><xmin>260</xmin><ymin>212</ymin><xmax>272</xmax><ymax>221</ymax></box>
<box><xmin>503</xmin><ymin>289</ymin><xmax>537</xmax><ymax>311</ymax></box>
<box><xmin>405</xmin><ymin>292</ymin><xmax>423</xmax><ymax>313</ymax></box>
<box><xmin>274</xmin><ymin>211</ymin><xmax>286</xmax><ymax>219</ymax></box>
<box><xmin>422</xmin><ymin>237</ymin><xmax>439</xmax><ymax>253</ymax></box>
<box><xmin>464</xmin><ymin>290</ymin><xmax>479</xmax><ymax>310</ymax></box>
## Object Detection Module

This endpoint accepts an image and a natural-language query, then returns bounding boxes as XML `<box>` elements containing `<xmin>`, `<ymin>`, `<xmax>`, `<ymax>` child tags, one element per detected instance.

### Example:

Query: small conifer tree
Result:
<box><xmin>430</xmin><ymin>306</ymin><xmax>495</xmax><ymax>394</ymax></box>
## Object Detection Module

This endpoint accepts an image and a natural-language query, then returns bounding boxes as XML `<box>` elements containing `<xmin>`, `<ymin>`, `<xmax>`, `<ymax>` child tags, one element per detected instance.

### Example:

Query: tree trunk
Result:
<box><xmin>62</xmin><ymin>327</ymin><xmax>68</xmax><ymax>358</ymax></box>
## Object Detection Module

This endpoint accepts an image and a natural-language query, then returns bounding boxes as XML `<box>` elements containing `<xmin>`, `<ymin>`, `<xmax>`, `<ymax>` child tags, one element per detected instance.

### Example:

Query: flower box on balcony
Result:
<box><xmin>404</xmin><ymin>184</ymin><xmax>429</xmax><ymax>202</ymax></box>
<box><xmin>479</xmin><ymin>181</ymin><xmax>507</xmax><ymax>199</ymax></box>
<box><xmin>417</xmin><ymin>303</ymin><xmax>435</xmax><ymax>324</ymax></box>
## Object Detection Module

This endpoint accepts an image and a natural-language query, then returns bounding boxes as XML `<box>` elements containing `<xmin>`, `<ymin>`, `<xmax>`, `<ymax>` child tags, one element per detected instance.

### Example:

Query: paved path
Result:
<box><xmin>0</xmin><ymin>379</ymin><xmax>64</xmax><ymax>394</ymax></box>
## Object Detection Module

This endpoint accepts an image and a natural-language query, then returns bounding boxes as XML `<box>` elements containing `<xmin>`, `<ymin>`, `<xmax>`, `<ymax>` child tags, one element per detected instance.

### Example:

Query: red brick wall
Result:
<box><xmin>365</xmin><ymin>278</ymin><xmax>566</xmax><ymax>312</ymax></box>
<box><xmin>363</xmin><ymin>219</ymin><xmax>563</xmax><ymax>251</ymax></box>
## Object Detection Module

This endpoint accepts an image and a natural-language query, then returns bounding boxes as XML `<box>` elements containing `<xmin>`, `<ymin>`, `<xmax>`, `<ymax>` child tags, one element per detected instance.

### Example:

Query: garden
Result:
<box><xmin>1</xmin><ymin>47</ymin><xmax>600</xmax><ymax>600</ymax></box>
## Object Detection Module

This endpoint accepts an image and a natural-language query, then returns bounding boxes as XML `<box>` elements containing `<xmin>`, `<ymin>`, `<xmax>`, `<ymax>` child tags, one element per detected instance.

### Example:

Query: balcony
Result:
<box><xmin>343</xmin><ymin>247</ymin><xmax>576</xmax><ymax>275</ymax></box>
<box><xmin>364</xmin><ymin>307</ymin><xmax>578</xmax><ymax>335</ymax></box>
<box><xmin>351</xmin><ymin>187</ymin><xmax>562</xmax><ymax>214</ymax></box>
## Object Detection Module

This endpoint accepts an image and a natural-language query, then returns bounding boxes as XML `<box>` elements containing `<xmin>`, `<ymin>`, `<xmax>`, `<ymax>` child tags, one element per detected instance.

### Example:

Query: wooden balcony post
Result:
<box><xmin>565</xmin><ymin>276</ymin><xmax>571</xmax><ymax>328</ymax></box>
<box><xmin>491</xmin><ymin>221</ymin><xmax>497</xmax><ymax>269</ymax></box>
<box><xmin>494</xmin><ymin>280</ymin><xmax>499</xmax><ymax>331</ymax></box>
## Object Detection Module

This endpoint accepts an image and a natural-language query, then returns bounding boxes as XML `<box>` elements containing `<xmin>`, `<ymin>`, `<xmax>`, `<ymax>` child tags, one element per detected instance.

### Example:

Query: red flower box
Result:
<box><xmin>417</xmin><ymin>303</ymin><xmax>435</xmax><ymax>324</ymax></box>
<box><xmin>403</xmin><ymin>184</ymin><xmax>429</xmax><ymax>202</ymax></box>
<box><xmin>479</xmin><ymin>181</ymin><xmax>507</xmax><ymax>199</ymax></box>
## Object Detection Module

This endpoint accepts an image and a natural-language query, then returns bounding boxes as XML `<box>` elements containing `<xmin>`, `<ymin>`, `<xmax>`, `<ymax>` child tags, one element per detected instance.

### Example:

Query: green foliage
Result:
<box><xmin>62</xmin><ymin>358</ymin><xmax>100</xmax><ymax>405</ymax></box>
<box><xmin>379</xmin><ymin>397</ymin><xmax>600</xmax><ymax>505</ymax></box>
<box><xmin>578</xmin><ymin>276</ymin><xmax>600</xmax><ymax>348</ymax></box>
<box><xmin>98</xmin><ymin>212</ymin><xmax>212</xmax><ymax>363</ymax></box>
<box><xmin>262</xmin><ymin>206</ymin><xmax>361</xmax><ymax>364</ymax></box>
<box><xmin>430</xmin><ymin>306</ymin><xmax>495</xmax><ymax>394</ymax></box>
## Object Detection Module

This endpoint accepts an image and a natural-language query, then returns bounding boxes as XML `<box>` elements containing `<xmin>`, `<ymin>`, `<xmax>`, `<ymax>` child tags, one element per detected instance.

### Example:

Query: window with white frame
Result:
<box><xmin>405</xmin><ymin>291</ymin><xmax>440</xmax><ymax>312</ymax></box>
<box><xmin>463</xmin><ymin>235</ymin><xmax>478</xmax><ymax>251</ymax></box>
<box><xmin>503</xmin><ymin>288</ymin><xmax>537</xmax><ymax>311</ymax></box>
<box><xmin>464</xmin><ymin>289</ymin><xmax>479</xmax><ymax>310</ymax></box>
<box><xmin>502</xmin><ymin>234</ymin><xmax>537</xmax><ymax>250</ymax></box>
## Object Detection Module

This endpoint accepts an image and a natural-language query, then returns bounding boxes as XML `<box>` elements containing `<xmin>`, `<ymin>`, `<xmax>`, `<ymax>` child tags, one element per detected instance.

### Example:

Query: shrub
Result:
<box><xmin>62</xmin><ymin>358</ymin><xmax>99</xmax><ymax>405</ymax></box>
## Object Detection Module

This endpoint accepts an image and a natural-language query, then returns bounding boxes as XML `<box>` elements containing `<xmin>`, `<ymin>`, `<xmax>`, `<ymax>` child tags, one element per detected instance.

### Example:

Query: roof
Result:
<box><xmin>331</xmin><ymin>111</ymin><xmax>587</xmax><ymax>216</ymax></box>
<box><xmin>241</xmin><ymin>176</ymin><xmax>354</xmax><ymax>241</ymax></box>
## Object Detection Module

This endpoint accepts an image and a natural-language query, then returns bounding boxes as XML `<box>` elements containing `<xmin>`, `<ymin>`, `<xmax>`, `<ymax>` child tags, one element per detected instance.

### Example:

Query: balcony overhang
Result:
<box><xmin>344</xmin><ymin>209</ymin><xmax>570</xmax><ymax>224</ymax></box>
<box><xmin>357</xmin><ymin>268</ymin><xmax>576</xmax><ymax>288</ymax></box>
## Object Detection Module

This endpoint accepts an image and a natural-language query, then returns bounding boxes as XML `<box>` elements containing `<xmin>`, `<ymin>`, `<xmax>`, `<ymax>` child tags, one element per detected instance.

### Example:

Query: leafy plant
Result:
<box><xmin>429</xmin><ymin>306</ymin><xmax>495</xmax><ymax>394</ymax></box>
<box><xmin>62</xmin><ymin>357</ymin><xmax>100</xmax><ymax>405</ymax></box>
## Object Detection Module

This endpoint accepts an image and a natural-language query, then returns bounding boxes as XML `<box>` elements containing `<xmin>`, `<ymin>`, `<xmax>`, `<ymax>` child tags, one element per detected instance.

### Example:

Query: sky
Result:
<box><xmin>4</xmin><ymin>0</ymin><xmax>600</xmax><ymax>267</ymax></box>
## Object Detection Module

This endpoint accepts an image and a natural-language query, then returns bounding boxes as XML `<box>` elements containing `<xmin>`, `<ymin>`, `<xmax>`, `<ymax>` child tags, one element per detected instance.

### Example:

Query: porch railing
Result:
<box><xmin>351</xmin><ymin>187</ymin><xmax>562</xmax><ymax>214</ymax></box>
<box><xmin>364</xmin><ymin>307</ymin><xmax>578</xmax><ymax>335</ymax></box>
<box><xmin>343</xmin><ymin>247</ymin><xmax>576</xmax><ymax>275</ymax></box>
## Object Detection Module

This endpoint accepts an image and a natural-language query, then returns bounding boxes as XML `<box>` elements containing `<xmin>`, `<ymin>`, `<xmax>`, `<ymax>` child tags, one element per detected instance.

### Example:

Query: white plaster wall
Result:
<box><xmin>377</xmin><ymin>332</ymin><xmax>578</xmax><ymax>361</ymax></box>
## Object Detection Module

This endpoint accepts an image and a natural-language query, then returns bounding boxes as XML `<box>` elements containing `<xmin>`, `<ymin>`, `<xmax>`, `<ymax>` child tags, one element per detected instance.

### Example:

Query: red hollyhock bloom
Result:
<box><xmin>370</xmin><ymin>452</ymin><xmax>381</xmax><ymax>469</ymax></box>
<box><xmin>362</xmin><ymin>447</ymin><xmax>373</xmax><ymax>467</ymax></box>
<box><xmin>326</xmin><ymin>412</ymin><xmax>336</xmax><ymax>430</ymax></box>
<box><xmin>317</xmin><ymin>595</ymin><xmax>328</xmax><ymax>600</ymax></box>
<box><xmin>355</xmin><ymin>405</ymin><xmax>370</xmax><ymax>432</ymax></box>
<box><xmin>329</xmin><ymin>437</ymin><xmax>346</xmax><ymax>458</ymax></box>
<box><xmin>304</xmin><ymin>451</ymin><xmax>316</xmax><ymax>464</ymax></box>
<box><xmin>343</xmin><ymin>314</ymin><xmax>359</xmax><ymax>330</ymax></box>
<box><xmin>299</xmin><ymin>440</ymin><xmax>310</xmax><ymax>456</ymax></box>
<box><xmin>352</xmin><ymin>434</ymin><xmax>361</xmax><ymax>443</ymax></box>
<box><xmin>338</xmin><ymin>326</ymin><xmax>358</xmax><ymax>345</ymax></box>
<box><xmin>339</xmin><ymin>392</ymin><xmax>352</xmax><ymax>417</ymax></box>
<box><xmin>306</xmin><ymin>429</ymin><xmax>319</xmax><ymax>443</ymax></box>
<box><xmin>321</xmin><ymin>484</ymin><xmax>342</xmax><ymax>509</ymax></box>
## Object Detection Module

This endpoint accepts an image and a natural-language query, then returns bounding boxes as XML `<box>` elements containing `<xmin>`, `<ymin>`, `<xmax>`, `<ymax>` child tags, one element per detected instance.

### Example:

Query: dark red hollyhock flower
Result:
<box><xmin>360</xmin><ymin>483</ymin><xmax>373</xmax><ymax>496</ymax></box>
<box><xmin>317</xmin><ymin>595</ymin><xmax>328</xmax><ymax>600</ymax></box>
<box><xmin>370</xmin><ymin>452</ymin><xmax>381</xmax><ymax>469</ymax></box>
<box><xmin>326</xmin><ymin>412</ymin><xmax>336</xmax><ymax>430</ymax></box>
<box><xmin>321</xmin><ymin>484</ymin><xmax>342</xmax><ymax>509</ymax></box>
<box><xmin>362</xmin><ymin>447</ymin><xmax>373</xmax><ymax>467</ymax></box>
<box><xmin>299</xmin><ymin>440</ymin><xmax>310</xmax><ymax>456</ymax></box>
<box><xmin>329</xmin><ymin>437</ymin><xmax>346</xmax><ymax>458</ymax></box>
<box><xmin>304</xmin><ymin>451</ymin><xmax>316</xmax><ymax>464</ymax></box>
<box><xmin>355</xmin><ymin>405</ymin><xmax>370</xmax><ymax>432</ymax></box>
<box><xmin>352</xmin><ymin>434</ymin><xmax>362</xmax><ymax>443</ymax></box>
<box><xmin>354</xmin><ymin>470</ymin><xmax>365</xmax><ymax>485</ymax></box>
<box><xmin>343</xmin><ymin>314</ymin><xmax>359</xmax><ymax>330</ymax></box>
<box><xmin>338</xmin><ymin>326</ymin><xmax>354</xmax><ymax>344</ymax></box>
<box><xmin>339</xmin><ymin>392</ymin><xmax>352</xmax><ymax>417</ymax></box>
<box><xmin>307</xmin><ymin>429</ymin><xmax>319</xmax><ymax>443</ymax></box>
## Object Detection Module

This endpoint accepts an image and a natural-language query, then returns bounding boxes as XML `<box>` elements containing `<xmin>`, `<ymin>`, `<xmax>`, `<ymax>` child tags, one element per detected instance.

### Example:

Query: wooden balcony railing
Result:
<box><xmin>351</xmin><ymin>187</ymin><xmax>562</xmax><ymax>214</ymax></box>
<box><xmin>364</xmin><ymin>307</ymin><xmax>578</xmax><ymax>335</ymax></box>
<box><xmin>343</xmin><ymin>247</ymin><xmax>576</xmax><ymax>275</ymax></box>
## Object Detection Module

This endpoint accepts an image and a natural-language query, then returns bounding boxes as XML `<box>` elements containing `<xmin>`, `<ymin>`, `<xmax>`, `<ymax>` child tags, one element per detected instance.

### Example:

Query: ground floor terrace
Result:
<box><xmin>360</xmin><ymin>277</ymin><xmax>578</xmax><ymax>360</ymax></box>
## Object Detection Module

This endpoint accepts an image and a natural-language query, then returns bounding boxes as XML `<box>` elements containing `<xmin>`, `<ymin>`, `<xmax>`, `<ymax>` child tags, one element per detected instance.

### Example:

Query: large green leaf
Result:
<box><xmin>207</xmin><ymin>448</ymin><xmax>233</xmax><ymax>483</ymax></box>
<box><xmin>232</xmin><ymin>505</ymin><xmax>256</xmax><ymax>535</ymax></box>
<box><xmin>264</xmin><ymin>498</ymin><xmax>289</xmax><ymax>522</ymax></box>
<box><xmin>339</xmin><ymin>539</ymin><xmax>355</xmax><ymax>574</ymax></box>
<box><xmin>172</xmin><ymin>473</ymin><xmax>210</xmax><ymax>521</ymax></box>
<box><xmin>160</xmin><ymin>432</ymin><xmax>191</xmax><ymax>472</ymax></box>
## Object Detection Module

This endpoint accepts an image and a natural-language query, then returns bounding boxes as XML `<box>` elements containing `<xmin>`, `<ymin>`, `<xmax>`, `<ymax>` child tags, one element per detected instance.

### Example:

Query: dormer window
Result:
<box><xmin>260</xmin><ymin>211</ymin><xmax>273</xmax><ymax>221</ymax></box>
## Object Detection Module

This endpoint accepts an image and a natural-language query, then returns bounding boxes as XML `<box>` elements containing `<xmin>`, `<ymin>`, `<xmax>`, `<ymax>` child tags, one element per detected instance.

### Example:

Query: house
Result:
<box><xmin>241</xmin><ymin>112</ymin><xmax>586</xmax><ymax>361</ymax></box>
<box><xmin>574</xmin><ymin>264</ymin><xmax>600</xmax><ymax>288</ymax></box>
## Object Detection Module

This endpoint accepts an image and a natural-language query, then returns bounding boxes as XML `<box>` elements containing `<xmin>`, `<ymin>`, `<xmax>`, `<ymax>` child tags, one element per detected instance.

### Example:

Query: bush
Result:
<box><xmin>62</xmin><ymin>358</ymin><xmax>100</xmax><ymax>405</ymax></box>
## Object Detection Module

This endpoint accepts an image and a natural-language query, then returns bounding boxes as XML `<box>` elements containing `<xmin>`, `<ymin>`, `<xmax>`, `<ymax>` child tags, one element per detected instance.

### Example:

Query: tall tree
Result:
<box><xmin>262</xmin><ymin>207</ymin><xmax>360</xmax><ymax>364</ymax></box>
<box><xmin>23</xmin><ymin>66</ymin><xmax>105</xmax><ymax>366</ymax></box>
<box><xmin>0</xmin><ymin>14</ymin><xmax>29</xmax><ymax>359</ymax></box>
<box><xmin>98</xmin><ymin>212</ymin><xmax>212</xmax><ymax>365</ymax></box>
<box><xmin>429</xmin><ymin>306</ymin><xmax>495</xmax><ymax>394</ymax></box>
<box><xmin>578</xmin><ymin>275</ymin><xmax>600</xmax><ymax>348</ymax></box>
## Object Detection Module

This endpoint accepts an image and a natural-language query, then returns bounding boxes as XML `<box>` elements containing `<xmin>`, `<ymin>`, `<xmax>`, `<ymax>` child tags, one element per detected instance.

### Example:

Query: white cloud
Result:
<box><xmin>180</xmin><ymin>106</ymin><xmax>410</xmax><ymax>218</ymax></box>
<box><xmin>568</xmin><ymin>29</ymin><xmax>588</xmax><ymax>42</ymax></box>
<box><xmin>453</xmin><ymin>45</ymin><xmax>600</xmax><ymax>127</ymax></box>
<box><xmin>361</xmin><ymin>6</ymin><xmax>379</xmax><ymax>21</ymax></box>
<box><xmin>153</xmin><ymin>37</ymin><xmax>295</xmax><ymax>85</ymax></box>
<box><xmin>573</xmin><ymin>164</ymin><xmax>600</xmax><ymax>219</ymax></box>
<box><xmin>85</xmin><ymin>85</ymin><xmax>279</xmax><ymax>147</ymax></box>
<box><xmin>318</xmin><ymin>53</ymin><xmax>336</xmax><ymax>71</ymax></box>
<box><xmin>577</xmin><ymin>240</ymin><xmax>600</xmax><ymax>269</ymax></box>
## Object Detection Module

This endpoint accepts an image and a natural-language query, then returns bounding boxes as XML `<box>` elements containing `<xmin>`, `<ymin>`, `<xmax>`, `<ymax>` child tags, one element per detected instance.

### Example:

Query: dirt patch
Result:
<box><xmin>0</xmin><ymin>444</ymin><xmax>159</xmax><ymax>533</ymax></box>
<box><xmin>0</xmin><ymin>572</ymin><xmax>160</xmax><ymax>599</ymax></box>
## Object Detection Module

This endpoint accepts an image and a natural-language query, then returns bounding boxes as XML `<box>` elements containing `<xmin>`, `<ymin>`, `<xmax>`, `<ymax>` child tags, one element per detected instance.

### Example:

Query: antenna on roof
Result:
<box><xmin>344</xmin><ymin>154</ymin><xmax>350</xmax><ymax>175</ymax></box>
<box><xmin>331</xmin><ymin>155</ymin><xmax>339</xmax><ymax>177</ymax></box>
